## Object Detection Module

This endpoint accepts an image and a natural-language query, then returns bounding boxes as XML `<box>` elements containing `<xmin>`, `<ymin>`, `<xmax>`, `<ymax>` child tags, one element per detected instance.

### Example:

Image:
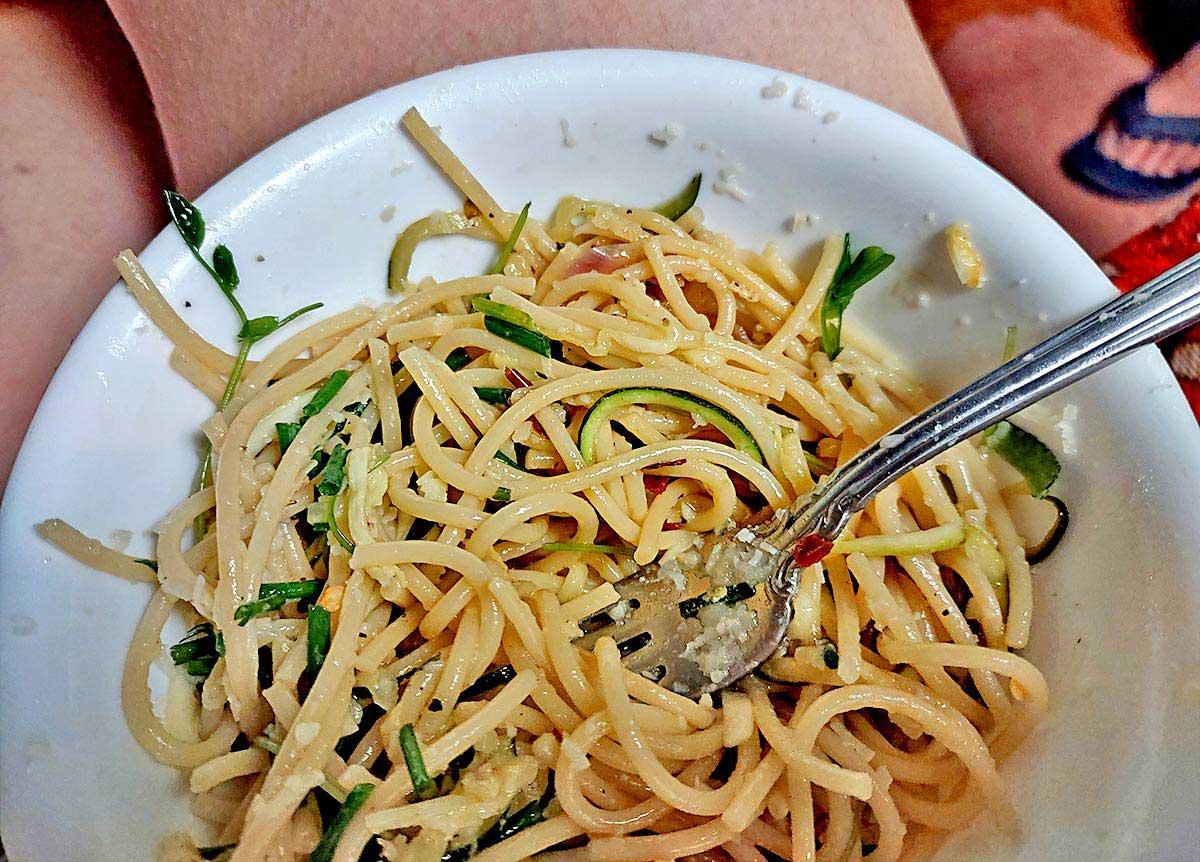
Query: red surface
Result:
<box><xmin>1099</xmin><ymin>193</ymin><xmax>1200</xmax><ymax>418</ymax></box>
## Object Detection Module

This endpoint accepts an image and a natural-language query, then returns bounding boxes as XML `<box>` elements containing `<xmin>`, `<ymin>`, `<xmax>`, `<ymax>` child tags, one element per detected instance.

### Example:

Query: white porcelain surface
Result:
<box><xmin>2</xmin><ymin>50</ymin><xmax>1198</xmax><ymax>862</ymax></box>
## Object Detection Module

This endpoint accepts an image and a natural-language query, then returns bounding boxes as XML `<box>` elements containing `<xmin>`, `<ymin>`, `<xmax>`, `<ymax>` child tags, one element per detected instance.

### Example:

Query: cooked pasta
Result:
<box><xmin>42</xmin><ymin>107</ymin><xmax>1054</xmax><ymax>862</ymax></box>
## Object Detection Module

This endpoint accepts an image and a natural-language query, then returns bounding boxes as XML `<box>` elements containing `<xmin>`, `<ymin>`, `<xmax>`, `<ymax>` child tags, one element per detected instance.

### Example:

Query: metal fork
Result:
<box><xmin>575</xmin><ymin>253</ymin><xmax>1200</xmax><ymax>696</ymax></box>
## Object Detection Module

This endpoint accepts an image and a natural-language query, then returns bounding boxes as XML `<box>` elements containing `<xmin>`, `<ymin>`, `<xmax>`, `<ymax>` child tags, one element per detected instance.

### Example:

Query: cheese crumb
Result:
<box><xmin>785</xmin><ymin>212</ymin><xmax>819</xmax><ymax>232</ymax></box>
<box><xmin>559</xmin><ymin>118</ymin><xmax>577</xmax><ymax>149</ymax></box>
<box><xmin>822</xmin><ymin>110</ymin><xmax>841</xmax><ymax>124</ymax></box>
<box><xmin>649</xmin><ymin>122</ymin><xmax>683</xmax><ymax>146</ymax></box>
<box><xmin>379</xmin><ymin>205</ymin><xmax>397</xmax><ymax>223</ymax></box>
<box><xmin>293</xmin><ymin>722</ymin><xmax>320</xmax><ymax>745</ymax></box>
<box><xmin>1055</xmin><ymin>404</ymin><xmax>1079</xmax><ymax>456</ymax></box>
<box><xmin>713</xmin><ymin>166</ymin><xmax>749</xmax><ymax>202</ymax></box>
<box><xmin>416</xmin><ymin>471</ymin><xmax>448</xmax><ymax>503</ymax></box>
<box><xmin>761</xmin><ymin>78</ymin><xmax>788</xmax><ymax>99</ymax></box>
<box><xmin>793</xmin><ymin>88</ymin><xmax>814</xmax><ymax>110</ymax></box>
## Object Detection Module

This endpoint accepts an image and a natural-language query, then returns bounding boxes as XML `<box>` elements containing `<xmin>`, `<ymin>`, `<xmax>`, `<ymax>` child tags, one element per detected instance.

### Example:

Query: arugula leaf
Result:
<box><xmin>492</xmin><ymin>487</ymin><xmax>512</xmax><ymax>502</ymax></box>
<box><xmin>819</xmin><ymin>234</ymin><xmax>895</xmax><ymax>359</ymax></box>
<box><xmin>983</xmin><ymin>420</ymin><xmax>1060</xmax><ymax>498</ymax></box>
<box><xmin>488</xmin><ymin>202</ymin><xmax>532</xmax><ymax>275</ymax></box>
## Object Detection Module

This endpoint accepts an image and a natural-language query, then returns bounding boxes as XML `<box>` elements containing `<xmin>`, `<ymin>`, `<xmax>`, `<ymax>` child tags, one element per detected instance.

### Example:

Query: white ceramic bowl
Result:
<box><xmin>2</xmin><ymin>50</ymin><xmax>1198</xmax><ymax>862</ymax></box>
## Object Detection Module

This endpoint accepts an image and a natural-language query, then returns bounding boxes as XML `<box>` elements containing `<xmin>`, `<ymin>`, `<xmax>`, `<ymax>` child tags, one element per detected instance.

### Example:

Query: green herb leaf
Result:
<box><xmin>821</xmin><ymin>643</ymin><xmax>840</xmax><ymax>670</ymax></box>
<box><xmin>259</xmin><ymin>580</ymin><xmax>324</xmax><ymax>602</ymax></box>
<box><xmin>277</xmin><ymin>301</ymin><xmax>323</xmax><ymax>330</ymax></box>
<box><xmin>276</xmin><ymin>422</ymin><xmax>301</xmax><ymax>454</ymax></box>
<box><xmin>488</xmin><ymin>202</ymin><xmax>532</xmax><ymax>275</ymax></box>
<box><xmin>493</xmin><ymin>450</ymin><xmax>522</xmax><ymax>470</ymax></box>
<box><xmin>483</xmin><ymin>317</ymin><xmax>552</xmax><ymax>357</ymax></box>
<box><xmin>399</xmin><ymin>723</ymin><xmax>437</xmax><ymax>800</ymax></box>
<box><xmin>652</xmin><ymin>173</ymin><xmax>702</xmax><ymax>221</ymax></box>
<box><xmin>134</xmin><ymin>557</ymin><xmax>159</xmax><ymax>572</ymax></box>
<box><xmin>473</xmin><ymin>386</ymin><xmax>513</xmax><ymax>405</ymax></box>
<box><xmin>239</xmin><ymin>315</ymin><xmax>279</xmax><ymax>341</ymax></box>
<box><xmin>164</xmin><ymin>190</ymin><xmax>205</xmax><ymax>249</ymax></box>
<box><xmin>541</xmin><ymin>542</ymin><xmax>634</xmax><ymax>556</ymax></box>
<box><xmin>234</xmin><ymin>594</ymin><xmax>287</xmax><ymax>625</ymax></box>
<box><xmin>318</xmin><ymin>444</ymin><xmax>349</xmax><ymax>497</ymax></box>
<box><xmin>476</xmin><ymin>772</ymin><xmax>556</xmax><ymax>849</ymax></box>
<box><xmin>460</xmin><ymin>664</ymin><xmax>517</xmax><ymax>701</ymax></box>
<box><xmin>307</xmin><ymin>606</ymin><xmax>331</xmax><ymax>675</ymax></box>
<box><xmin>492</xmin><ymin>487</ymin><xmax>512</xmax><ymax>502</ymax></box>
<box><xmin>170</xmin><ymin>623</ymin><xmax>221</xmax><ymax>678</ymax></box>
<box><xmin>678</xmin><ymin>581</ymin><xmax>756</xmax><ymax>619</ymax></box>
<box><xmin>198</xmin><ymin>845</ymin><xmax>236</xmax><ymax>861</ymax></box>
<box><xmin>983</xmin><ymin>420</ymin><xmax>1060</xmax><ymax>498</ymax></box>
<box><xmin>472</xmin><ymin>296</ymin><xmax>535</xmax><ymax>329</ymax></box>
<box><xmin>310</xmin><ymin>782</ymin><xmax>374</xmax><ymax>862</ymax></box>
<box><xmin>1003</xmin><ymin>324</ymin><xmax>1019</xmax><ymax>363</ymax></box>
<box><xmin>212</xmin><ymin>244</ymin><xmax>239</xmax><ymax>291</ymax></box>
<box><xmin>328</xmin><ymin>496</ymin><xmax>355</xmax><ymax>554</ymax></box>
<box><xmin>445</xmin><ymin>348</ymin><xmax>472</xmax><ymax>371</ymax></box>
<box><xmin>819</xmin><ymin>235</ymin><xmax>895</xmax><ymax>359</ymax></box>
<box><xmin>303</xmin><ymin>371</ymin><xmax>352</xmax><ymax>420</ymax></box>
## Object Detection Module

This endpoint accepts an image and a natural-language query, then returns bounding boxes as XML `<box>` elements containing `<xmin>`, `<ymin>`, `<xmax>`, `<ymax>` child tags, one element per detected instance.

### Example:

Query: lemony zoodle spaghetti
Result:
<box><xmin>40</xmin><ymin>108</ymin><xmax>1058</xmax><ymax>862</ymax></box>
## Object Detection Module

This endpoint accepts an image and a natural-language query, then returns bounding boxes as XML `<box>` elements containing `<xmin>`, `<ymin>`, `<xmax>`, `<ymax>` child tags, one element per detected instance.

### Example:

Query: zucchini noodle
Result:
<box><xmin>42</xmin><ymin>107</ymin><xmax>1051</xmax><ymax>862</ymax></box>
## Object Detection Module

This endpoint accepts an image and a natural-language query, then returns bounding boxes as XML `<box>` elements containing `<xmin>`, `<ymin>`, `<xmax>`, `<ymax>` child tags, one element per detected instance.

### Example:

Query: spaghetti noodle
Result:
<box><xmin>43</xmin><ymin>107</ymin><xmax>1050</xmax><ymax>862</ymax></box>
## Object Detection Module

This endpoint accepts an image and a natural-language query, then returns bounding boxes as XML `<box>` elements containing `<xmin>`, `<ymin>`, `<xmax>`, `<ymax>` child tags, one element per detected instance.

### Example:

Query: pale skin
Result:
<box><xmin>0</xmin><ymin>0</ymin><xmax>965</xmax><ymax>496</ymax></box>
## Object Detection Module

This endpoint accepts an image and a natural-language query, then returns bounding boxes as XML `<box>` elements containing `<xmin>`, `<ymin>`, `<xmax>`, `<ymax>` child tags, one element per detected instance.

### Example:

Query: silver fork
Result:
<box><xmin>575</xmin><ymin>253</ymin><xmax>1200</xmax><ymax>696</ymax></box>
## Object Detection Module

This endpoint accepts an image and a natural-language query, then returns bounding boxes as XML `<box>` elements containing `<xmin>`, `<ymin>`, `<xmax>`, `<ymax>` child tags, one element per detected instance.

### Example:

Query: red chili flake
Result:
<box><xmin>655</xmin><ymin>458</ymin><xmax>686</xmax><ymax>467</ymax></box>
<box><xmin>688</xmin><ymin>426</ymin><xmax>731</xmax><ymax>444</ymax></box>
<box><xmin>661</xmin><ymin>522</ymin><xmax>682</xmax><ymax>531</ymax></box>
<box><xmin>643</xmin><ymin>474</ymin><xmax>671</xmax><ymax>495</ymax></box>
<box><xmin>726</xmin><ymin>470</ymin><xmax>757</xmax><ymax>499</ymax></box>
<box><xmin>792</xmin><ymin>534</ymin><xmax>833</xmax><ymax>567</ymax></box>
<box><xmin>505</xmin><ymin>367</ymin><xmax>534</xmax><ymax>389</ymax></box>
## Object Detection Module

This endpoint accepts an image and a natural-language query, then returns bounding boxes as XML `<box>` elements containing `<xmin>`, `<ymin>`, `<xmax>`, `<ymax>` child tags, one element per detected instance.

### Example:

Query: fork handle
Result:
<box><xmin>794</xmin><ymin>252</ymin><xmax>1200</xmax><ymax>544</ymax></box>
